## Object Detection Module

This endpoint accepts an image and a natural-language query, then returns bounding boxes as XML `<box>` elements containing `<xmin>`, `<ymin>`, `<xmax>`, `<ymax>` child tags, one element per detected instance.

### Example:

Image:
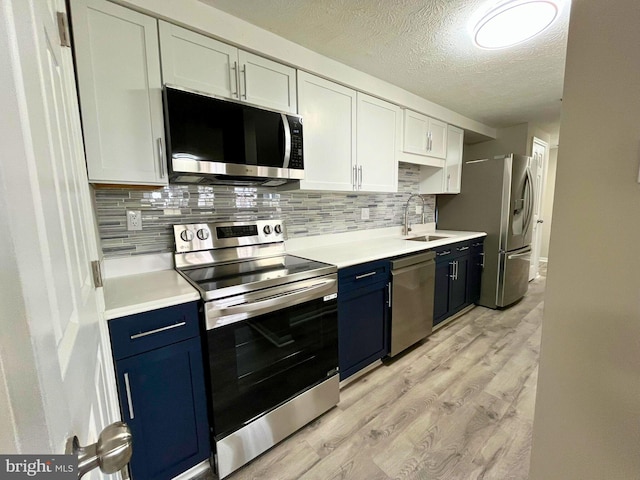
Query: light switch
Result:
<box><xmin>361</xmin><ymin>208</ymin><xmax>370</xmax><ymax>220</ymax></box>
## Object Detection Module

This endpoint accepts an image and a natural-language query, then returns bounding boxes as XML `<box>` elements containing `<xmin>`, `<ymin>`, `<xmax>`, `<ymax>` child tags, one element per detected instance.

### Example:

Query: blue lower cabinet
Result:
<box><xmin>110</xmin><ymin>302</ymin><xmax>209</xmax><ymax>480</ymax></box>
<box><xmin>338</xmin><ymin>260</ymin><xmax>390</xmax><ymax>380</ymax></box>
<box><xmin>433</xmin><ymin>239</ymin><xmax>484</xmax><ymax>327</ymax></box>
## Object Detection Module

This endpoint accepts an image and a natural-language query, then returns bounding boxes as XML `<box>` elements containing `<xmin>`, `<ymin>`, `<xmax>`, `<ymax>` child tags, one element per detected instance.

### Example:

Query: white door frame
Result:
<box><xmin>529</xmin><ymin>137</ymin><xmax>549</xmax><ymax>280</ymax></box>
<box><xmin>0</xmin><ymin>0</ymin><xmax>120</xmax><ymax>466</ymax></box>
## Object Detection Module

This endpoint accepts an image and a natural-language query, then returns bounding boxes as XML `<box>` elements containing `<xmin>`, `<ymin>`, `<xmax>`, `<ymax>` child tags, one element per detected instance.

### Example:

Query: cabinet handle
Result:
<box><xmin>438</xmin><ymin>250</ymin><xmax>451</xmax><ymax>256</ymax></box>
<box><xmin>355</xmin><ymin>271</ymin><xmax>377</xmax><ymax>280</ymax></box>
<box><xmin>353</xmin><ymin>165</ymin><xmax>357</xmax><ymax>190</ymax></box>
<box><xmin>130</xmin><ymin>321</ymin><xmax>187</xmax><ymax>340</ymax></box>
<box><xmin>480</xmin><ymin>252</ymin><xmax>485</xmax><ymax>269</ymax></box>
<box><xmin>157</xmin><ymin>137</ymin><xmax>165</xmax><ymax>178</ymax></box>
<box><xmin>231</xmin><ymin>61</ymin><xmax>239</xmax><ymax>97</ymax></box>
<box><xmin>388</xmin><ymin>283</ymin><xmax>392</xmax><ymax>308</ymax></box>
<box><xmin>358</xmin><ymin>165</ymin><xmax>363</xmax><ymax>189</ymax></box>
<box><xmin>455</xmin><ymin>260</ymin><xmax>459</xmax><ymax>280</ymax></box>
<box><xmin>241</xmin><ymin>65</ymin><xmax>248</xmax><ymax>99</ymax></box>
<box><xmin>447</xmin><ymin>173</ymin><xmax>451</xmax><ymax>191</ymax></box>
<box><xmin>449</xmin><ymin>261</ymin><xmax>455</xmax><ymax>279</ymax></box>
<box><xmin>457</xmin><ymin>246</ymin><xmax>469</xmax><ymax>252</ymax></box>
<box><xmin>124</xmin><ymin>373</ymin><xmax>135</xmax><ymax>420</ymax></box>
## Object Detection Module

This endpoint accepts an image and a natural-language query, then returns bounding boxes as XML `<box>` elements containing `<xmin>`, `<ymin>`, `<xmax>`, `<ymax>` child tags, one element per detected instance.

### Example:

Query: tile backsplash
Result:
<box><xmin>94</xmin><ymin>162</ymin><xmax>435</xmax><ymax>257</ymax></box>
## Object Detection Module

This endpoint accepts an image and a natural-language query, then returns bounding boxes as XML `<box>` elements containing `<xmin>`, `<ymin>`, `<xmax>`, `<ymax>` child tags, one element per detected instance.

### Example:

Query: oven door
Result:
<box><xmin>204</xmin><ymin>275</ymin><xmax>338</xmax><ymax>440</ymax></box>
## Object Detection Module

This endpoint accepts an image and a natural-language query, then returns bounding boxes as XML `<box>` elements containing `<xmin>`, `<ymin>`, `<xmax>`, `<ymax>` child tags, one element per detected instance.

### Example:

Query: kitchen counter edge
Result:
<box><xmin>103</xmin><ymin>269</ymin><xmax>200</xmax><ymax>321</ymax></box>
<box><xmin>287</xmin><ymin>230</ymin><xmax>487</xmax><ymax>269</ymax></box>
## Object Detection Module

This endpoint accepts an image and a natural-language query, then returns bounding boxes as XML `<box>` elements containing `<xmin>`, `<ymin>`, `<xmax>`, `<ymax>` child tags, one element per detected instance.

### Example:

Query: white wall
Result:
<box><xmin>463</xmin><ymin>122</ymin><xmax>551</xmax><ymax>160</ymax></box>
<box><xmin>529</xmin><ymin>1</ymin><xmax>640</xmax><ymax>478</ymax></box>
<box><xmin>539</xmin><ymin>147</ymin><xmax>557</xmax><ymax>259</ymax></box>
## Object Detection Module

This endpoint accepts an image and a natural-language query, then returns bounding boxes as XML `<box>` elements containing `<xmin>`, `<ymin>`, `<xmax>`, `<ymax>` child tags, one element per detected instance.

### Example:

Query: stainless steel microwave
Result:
<box><xmin>163</xmin><ymin>86</ymin><xmax>304</xmax><ymax>186</ymax></box>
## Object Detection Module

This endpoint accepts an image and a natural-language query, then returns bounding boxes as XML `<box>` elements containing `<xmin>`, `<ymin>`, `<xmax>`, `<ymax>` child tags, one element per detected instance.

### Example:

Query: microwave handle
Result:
<box><xmin>281</xmin><ymin>113</ymin><xmax>291</xmax><ymax>168</ymax></box>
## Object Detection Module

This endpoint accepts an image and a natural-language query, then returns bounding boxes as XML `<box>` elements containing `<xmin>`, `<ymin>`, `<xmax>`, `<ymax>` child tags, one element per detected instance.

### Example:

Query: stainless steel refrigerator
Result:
<box><xmin>437</xmin><ymin>154</ymin><xmax>535</xmax><ymax>308</ymax></box>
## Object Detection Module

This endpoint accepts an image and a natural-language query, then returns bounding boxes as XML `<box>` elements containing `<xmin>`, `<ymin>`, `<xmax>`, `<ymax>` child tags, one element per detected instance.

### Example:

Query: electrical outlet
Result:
<box><xmin>127</xmin><ymin>210</ymin><xmax>142</xmax><ymax>231</ymax></box>
<box><xmin>415</xmin><ymin>205</ymin><xmax>423</xmax><ymax>214</ymax></box>
<box><xmin>361</xmin><ymin>207</ymin><xmax>370</xmax><ymax>220</ymax></box>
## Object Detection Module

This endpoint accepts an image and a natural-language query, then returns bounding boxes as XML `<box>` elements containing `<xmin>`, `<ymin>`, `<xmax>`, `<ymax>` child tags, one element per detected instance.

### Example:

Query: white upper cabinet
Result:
<box><xmin>444</xmin><ymin>125</ymin><xmax>463</xmax><ymax>193</ymax></box>
<box><xmin>238</xmin><ymin>51</ymin><xmax>297</xmax><ymax>113</ymax></box>
<box><xmin>418</xmin><ymin>124</ymin><xmax>464</xmax><ymax>194</ymax></box>
<box><xmin>158</xmin><ymin>21</ymin><xmax>238</xmax><ymax>99</ymax></box>
<box><xmin>356</xmin><ymin>93</ymin><xmax>400</xmax><ymax>193</ymax></box>
<box><xmin>297</xmin><ymin>72</ymin><xmax>356</xmax><ymax>191</ymax></box>
<box><xmin>159</xmin><ymin>22</ymin><xmax>297</xmax><ymax>113</ymax></box>
<box><xmin>73</xmin><ymin>0</ymin><xmax>167</xmax><ymax>185</ymax></box>
<box><xmin>403</xmin><ymin>109</ymin><xmax>447</xmax><ymax>159</ymax></box>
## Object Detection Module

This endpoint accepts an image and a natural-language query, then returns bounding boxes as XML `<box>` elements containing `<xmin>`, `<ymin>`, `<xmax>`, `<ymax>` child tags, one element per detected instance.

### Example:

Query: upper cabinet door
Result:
<box><xmin>159</xmin><ymin>22</ymin><xmax>296</xmax><ymax>113</ymax></box>
<box><xmin>403</xmin><ymin>109</ymin><xmax>429</xmax><ymax>155</ymax></box>
<box><xmin>298</xmin><ymin>72</ymin><xmax>356</xmax><ymax>192</ymax></box>
<box><xmin>356</xmin><ymin>93</ymin><xmax>399</xmax><ymax>193</ymax></box>
<box><xmin>159</xmin><ymin>21</ymin><xmax>239</xmax><ymax>100</ymax></box>
<box><xmin>73</xmin><ymin>0</ymin><xmax>166</xmax><ymax>185</ymax></box>
<box><xmin>239</xmin><ymin>51</ymin><xmax>297</xmax><ymax>113</ymax></box>
<box><xmin>403</xmin><ymin>109</ymin><xmax>447</xmax><ymax>159</ymax></box>
<box><xmin>428</xmin><ymin>118</ymin><xmax>447</xmax><ymax>159</ymax></box>
<box><xmin>444</xmin><ymin>125</ymin><xmax>464</xmax><ymax>193</ymax></box>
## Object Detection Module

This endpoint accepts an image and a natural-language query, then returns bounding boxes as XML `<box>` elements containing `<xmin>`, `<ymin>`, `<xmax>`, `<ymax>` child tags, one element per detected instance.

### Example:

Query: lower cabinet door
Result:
<box><xmin>433</xmin><ymin>261</ymin><xmax>451</xmax><ymax>325</ymax></box>
<box><xmin>115</xmin><ymin>337</ymin><xmax>210</xmax><ymax>480</ymax></box>
<box><xmin>448</xmin><ymin>256</ymin><xmax>469</xmax><ymax>314</ymax></box>
<box><xmin>468</xmin><ymin>242</ymin><xmax>484</xmax><ymax>304</ymax></box>
<box><xmin>338</xmin><ymin>283</ymin><xmax>388</xmax><ymax>380</ymax></box>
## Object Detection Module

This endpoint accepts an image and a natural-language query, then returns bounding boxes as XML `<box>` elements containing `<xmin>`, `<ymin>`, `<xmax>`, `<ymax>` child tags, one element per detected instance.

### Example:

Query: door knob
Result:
<box><xmin>537</xmin><ymin>219</ymin><xmax>544</xmax><ymax>223</ymax></box>
<box><xmin>66</xmin><ymin>421</ymin><xmax>132</xmax><ymax>478</ymax></box>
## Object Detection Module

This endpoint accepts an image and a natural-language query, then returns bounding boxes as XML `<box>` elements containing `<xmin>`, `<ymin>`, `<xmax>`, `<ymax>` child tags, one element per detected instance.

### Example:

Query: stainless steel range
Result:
<box><xmin>173</xmin><ymin>220</ymin><xmax>339</xmax><ymax>479</ymax></box>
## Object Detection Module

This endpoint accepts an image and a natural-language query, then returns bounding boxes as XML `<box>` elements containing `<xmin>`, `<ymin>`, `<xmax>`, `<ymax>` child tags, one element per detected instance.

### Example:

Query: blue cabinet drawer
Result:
<box><xmin>109</xmin><ymin>302</ymin><xmax>200</xmax><ymax>360</ymax></box>
<box><xmin>338</xmin><ymin>260</ymin><xmax>390</xmax><ymax>291</ymax></box>
<box><xmin>434</xmin><ymin>240</ymin><xmax>470</xmax><ymax>262</ymax></box>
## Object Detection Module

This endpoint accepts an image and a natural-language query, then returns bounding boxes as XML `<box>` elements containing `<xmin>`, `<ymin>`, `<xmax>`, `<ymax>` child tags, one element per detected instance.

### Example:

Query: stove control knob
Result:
<box><xmin>180</xmin><ymin>230</ymin><xmax>194</xmax><ymax>242</ymax></box>
<box><xmin>274</xmin><ymin>224</ymin><xmax>282</xmax><ymax>234</ymax></box>
<box><xmin>263</xmin><ymin>225</ymin><xmax>272</xmax><ymax>235</ymax></box>
<box><xmin>196</xmin><ymin>229</ymin><xmax>210</xmax><ymax>241</ymax></box>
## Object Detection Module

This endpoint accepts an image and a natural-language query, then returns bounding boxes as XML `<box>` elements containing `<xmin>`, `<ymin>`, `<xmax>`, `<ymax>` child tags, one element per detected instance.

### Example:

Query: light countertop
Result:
<box><xmin>286</xmin><ymin>225</ymin><xmax>486</xmax><ymax>268</ymax></box>
<box><xmin>103</xmin><ymin>269</ymin><xmax>200</xmax><ymax>320</ymax></box>
<box><xmin>102</xmin><ymin>225</ymin><xmax>485</xmax><ymax>319</ymax></box>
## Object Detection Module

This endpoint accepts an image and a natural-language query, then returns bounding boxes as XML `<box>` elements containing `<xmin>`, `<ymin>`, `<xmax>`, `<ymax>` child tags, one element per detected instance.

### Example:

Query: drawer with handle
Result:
<box><xmin>109</xmin><ymin>302</ymin><xmax>200</xmax><ymax>360</ymax></box>
<box><xmin>433</xmin><ymin>241</ymin><xmax>470</xmax><ymax>262</ymax></box>
<box><xmin>338</xmin><ymin>259</ymin><xmax>390</xmax><ymax>291</ymax></box>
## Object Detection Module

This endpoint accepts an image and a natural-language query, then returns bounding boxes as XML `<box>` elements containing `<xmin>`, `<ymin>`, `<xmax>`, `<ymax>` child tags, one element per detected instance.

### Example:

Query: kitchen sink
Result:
<box><xmin>407</xmin><ymin>235</ymin><xmax>450</xmax><ymax>242</ymax></box>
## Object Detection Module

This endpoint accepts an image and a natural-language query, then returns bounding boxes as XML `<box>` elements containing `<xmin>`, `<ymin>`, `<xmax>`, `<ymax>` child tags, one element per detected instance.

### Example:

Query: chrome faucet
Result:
<box><xmin>403</xmin><ymin>194</ymin><xmax>426</xmax><ymax>236</ymax></box>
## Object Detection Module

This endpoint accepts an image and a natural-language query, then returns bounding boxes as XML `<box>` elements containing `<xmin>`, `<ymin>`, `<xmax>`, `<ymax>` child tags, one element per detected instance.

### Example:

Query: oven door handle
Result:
<box><xmin>205</xmin><ymin>277</ymin><xmax>337</xmax><ymax>329</ymax></box>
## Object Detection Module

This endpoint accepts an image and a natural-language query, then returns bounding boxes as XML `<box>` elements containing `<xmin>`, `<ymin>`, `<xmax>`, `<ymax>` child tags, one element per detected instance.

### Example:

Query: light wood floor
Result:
<box><xmin>200</xmin><ymin>270</ymin><xmax>546</xmax><ymax>480</ymax></box>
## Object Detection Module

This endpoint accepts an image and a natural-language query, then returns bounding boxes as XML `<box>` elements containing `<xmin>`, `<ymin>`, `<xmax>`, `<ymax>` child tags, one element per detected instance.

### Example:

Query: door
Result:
<box><xmin>298</xmin><ymin>71</ymin><xmax>356</xmax><ymax>191</ymax></box>
<box><xmin>444</xmin><ymin>125</ymin><xmax>463</xmax><ymax>193</ymax></box>
<box><xmin>73</xmin><ymin>0</ymin><xmax>166</xmax><ymax>185</ymax></box>
<box><xmin>356</xmin><ymin>93</ymin><xmax>400</xmax><ymax>193</ymax></box>
<box><xmin>497</xmin><ymin>246</ymin><xmax>531</xmax><ymax>307</ymax></box>
<box><xmin>427</xmin><ymin>117</ymin><xmax>447</xmax><ymax>159</ymax></box>
<box><xmin>159</xmin><ymin>20</ymin><xmax>239</xmax><ymax>100</ymax></box>
<box><xmin>403</xmin><ymin>109</ymin><xmax>429</xmax><ymax>155</ymax></box>
<box><xmin>529</xmin><ymin>138</ymin><xmax>548</xmax><ymax>280</ymax></box>
<box><xmin>0</xmin><ymin>0</ymin><xmax>119</xmax><ymax>473</ymax></box>
<box><xmin>504</xmin><ymin>155</ymin><xmax>535</xmax><ymax>252</ymax></box>
<box><xmin>239</xmin><ymin>50</ymin><xmax>297</xmax><ymax>113</ymax></box>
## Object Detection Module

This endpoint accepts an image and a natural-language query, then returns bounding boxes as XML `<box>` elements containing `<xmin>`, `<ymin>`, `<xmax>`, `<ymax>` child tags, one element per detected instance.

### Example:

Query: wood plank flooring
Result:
<box><xmin>199</xmin><ymin>270</ymin><xmax>546</xmax><ymax>480</ymax></box>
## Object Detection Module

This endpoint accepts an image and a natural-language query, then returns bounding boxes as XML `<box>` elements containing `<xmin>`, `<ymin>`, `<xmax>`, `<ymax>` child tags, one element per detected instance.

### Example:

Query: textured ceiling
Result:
<box><xmin>200</xmin><ymin>0</ymin><xmax>570</xmax><ymax>141</ymax></box>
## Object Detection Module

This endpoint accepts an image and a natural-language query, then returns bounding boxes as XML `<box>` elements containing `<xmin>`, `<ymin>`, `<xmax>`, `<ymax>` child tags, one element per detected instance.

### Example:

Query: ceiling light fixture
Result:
<box><xmin>473</xmin><ymin>0</ymin><xmax>561</xmax><ymax>49</ymax></box>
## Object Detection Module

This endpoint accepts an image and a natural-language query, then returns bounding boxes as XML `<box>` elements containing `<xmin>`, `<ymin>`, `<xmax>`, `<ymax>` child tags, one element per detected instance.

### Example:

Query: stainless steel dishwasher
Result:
<box><xmin>389</xmin><ymin>251</ymin><xmax>436</xmax><ymax>357</ymax></box>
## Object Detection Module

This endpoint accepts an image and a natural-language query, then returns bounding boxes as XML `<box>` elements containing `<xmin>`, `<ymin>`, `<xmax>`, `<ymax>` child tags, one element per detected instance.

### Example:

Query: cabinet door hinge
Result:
<box><xmin>91</xmin><ymin>260</ymin><xmax>103</xmax><ymax>288</ymax></box>
<box><xmin>57</xmin><ymin>11</ymin><xmax>71</xmax><ymax>48</ymax></box>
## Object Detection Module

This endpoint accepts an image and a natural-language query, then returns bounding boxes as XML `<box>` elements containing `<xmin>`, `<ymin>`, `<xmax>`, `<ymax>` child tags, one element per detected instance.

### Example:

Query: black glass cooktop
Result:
<box><xmin>180</xmin><ymin>255</ymin><xmax>334</xmax><ymax>297</ymax></box>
